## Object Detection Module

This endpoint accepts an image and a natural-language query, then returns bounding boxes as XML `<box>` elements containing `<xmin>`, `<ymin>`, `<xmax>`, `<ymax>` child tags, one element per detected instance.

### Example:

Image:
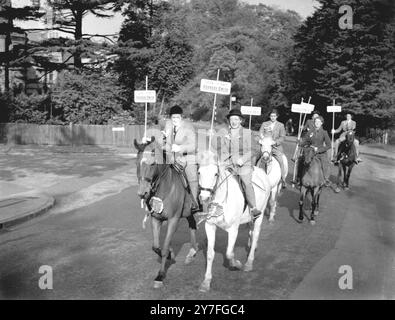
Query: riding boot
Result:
<box><xmin>250</xmin><ymin>207</ymin><xmax>262</xmax><ymax>219</ymax></box>
<box><xmin>240</xmin><ymin>171</ymin><xmax>262</xmax><ymax>218</ymax></box>
<box><xmin>188</xmin><ymin>180</ymin><xmax>201</xmax><ymax>214</ymax></box>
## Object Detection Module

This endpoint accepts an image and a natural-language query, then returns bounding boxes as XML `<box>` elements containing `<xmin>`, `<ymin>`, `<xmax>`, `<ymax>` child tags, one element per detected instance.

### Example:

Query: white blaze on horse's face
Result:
<box><xmin>260</xmin><ymin>136</ymin><xmax>274</xmax><ymax>162</ymax></box>
<box><xmin>198</xmin><ymin>164</ymin><xmax>218</xmax><ymax>201</ymax></box>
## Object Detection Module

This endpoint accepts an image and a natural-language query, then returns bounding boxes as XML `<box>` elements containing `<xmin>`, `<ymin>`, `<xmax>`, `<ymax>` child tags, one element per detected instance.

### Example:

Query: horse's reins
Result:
<box><xmin>144</xmin><ymin>164</ymin><xmax>169</xmax><ymax>195</ymax></box>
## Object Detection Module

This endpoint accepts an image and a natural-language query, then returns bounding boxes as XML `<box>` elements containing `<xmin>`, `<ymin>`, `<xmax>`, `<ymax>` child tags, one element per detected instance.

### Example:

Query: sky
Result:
<box><xmin>83</xmin><ymin>0</ymin><xmax>319</xmax><ymax>38</ymax></box>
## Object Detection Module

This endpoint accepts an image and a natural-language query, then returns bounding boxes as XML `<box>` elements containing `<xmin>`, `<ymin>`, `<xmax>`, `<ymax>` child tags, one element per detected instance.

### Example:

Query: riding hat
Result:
<box><xmin>169</xmin><ymin>105</ymin><xmax>183</xmax><ymax>116</ymax></box>
<box><xmin>226</xmin><ymin>108</ymin><xmax>244</xmax><ymax>120</ymax></box>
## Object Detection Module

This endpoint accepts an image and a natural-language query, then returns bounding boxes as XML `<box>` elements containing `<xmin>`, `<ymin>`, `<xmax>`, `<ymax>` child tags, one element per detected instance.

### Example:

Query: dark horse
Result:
<box><xmin>335</xmin><ymin>131</ymin><xmax>356</xmax><ymax>193</ymax></box>
<box><xmin>135</xmin><ymin>140</ymin><xmax>198</xmax><ymax>288</ymax></box>
<box><xmin>298</xmin><ymin>145</ymin><xmax>325</xmax><ymax>225</ymax></box>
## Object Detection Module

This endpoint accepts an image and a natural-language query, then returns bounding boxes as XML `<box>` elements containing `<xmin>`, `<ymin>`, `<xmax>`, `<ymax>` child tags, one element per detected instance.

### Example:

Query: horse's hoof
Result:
<box><xmin>335</xmin><ymin>188</ymin><xmax>341</xmax><ymax>193</ymax></box>
<box><xmin>310</xmin><ymin>220</ymin><xmax>316</xmax><ymax>226</ymax></box>
<box><xmin>243</xmin><ymin>263</ymin><xmax>253</xmax><ymax>272</ymax></box>
<box><xmin>199</xmin><ymin>280</ymin><xmax>211</xmax><ymax>292</ymax></box>
<box><xmin>184</xmin><ymin>248</ymin><xmax>197</xmax><ymax>265</ymax></box>
<box><xmin>169</xmin><ymin>248</ymin><xmax>175</xmax><ymax>260</ymax></box>
<box><xmin>154</xmin><ymin>281</ymin><xmax>163</xmax><ymax>289</ymax></box>
<box><xmin>344</xmin><ymin>187</ymin><xmax>350</xmax><ymax>191</ymax></box>
<box><xmin>231</xmin><ymin>260</ymin><xmax>243</xmax><ymax>270</ymax></box>
<box><xmin>268</xmin><ymin>217</ymin><xmax>275</xmax><ymax>223</ymax></box>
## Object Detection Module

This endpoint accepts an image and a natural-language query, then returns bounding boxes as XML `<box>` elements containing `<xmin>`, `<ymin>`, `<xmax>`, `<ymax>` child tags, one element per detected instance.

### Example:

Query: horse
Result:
<box><xmin>298</xmin><ymin>145</ymin><xmax>325</xmax><ymax>225</ymax></box>
<box><xmin>257</xmin><ymin>136</ymin><xmax>289</xmax><ymax>222</ymax></box>
<box><xmin>335</xmin><ymin>130</ymin><xmax>356</xmax><ymax>193</ymax></box>
<box><xmin>197</xmin><ymin>152</ymin><xmax>271</xmax><ymax>292</ymax></box>
<box><xmin>136</xmin><ymin>142</ymin><xmax>199</xmax><ymax>288</ymax></box>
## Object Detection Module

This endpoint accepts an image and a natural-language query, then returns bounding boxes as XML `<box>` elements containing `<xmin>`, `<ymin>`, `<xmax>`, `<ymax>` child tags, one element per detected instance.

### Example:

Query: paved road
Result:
<box><xmin>0</xmin><ymin>143</ymin><xmax>394</xmax><ymax>299</ymax></box>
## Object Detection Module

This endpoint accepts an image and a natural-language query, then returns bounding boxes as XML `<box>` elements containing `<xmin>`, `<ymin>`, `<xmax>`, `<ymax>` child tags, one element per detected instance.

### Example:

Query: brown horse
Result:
<box><xmin>298</xmin><ymin>145</ymin><xmax>325</xmax><ymax>225</ymax></box>
<box><xmin>136</xmin><ymin>142</ymin><xmax>199</xmax><ymax>288</ymax></box>
<box><xmin>335</xmin><ymin>131</ymin><xmax>356</xmax><ymax>192</ymax></box>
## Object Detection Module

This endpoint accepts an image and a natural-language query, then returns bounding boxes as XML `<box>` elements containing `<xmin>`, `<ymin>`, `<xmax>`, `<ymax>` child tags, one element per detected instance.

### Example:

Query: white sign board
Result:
<box><xmin>301</xmin><ymin>102</ymin><xmax>315</xmax><ymax>112</ymax></box>
<box><xmin>200</xmin><ymin>79</ymin><xmax>231</xmax><ymax>95</ymax></box>
<box><xmin>241</xmin><ymin>106</ymin><xmax>261</xmax><ymax>116</ymax></box>
<box><xmin>112</xmin><ymin>127</ymin><xmax>125</xmax><ymax>132</ymax></box>
<box><xmin>327</xmin><ymin>105</ymin><xmax>342</xmax><ymax>113</ymax></box>
<box><xmin>134</xmin><ymin>90</ymin><xmax>156</xmax><ymax>103</ymax></box>
<box><xmin>291</xmin><ymin>104</ymin><xmax>312</xmax><ymax>114</ymax></box>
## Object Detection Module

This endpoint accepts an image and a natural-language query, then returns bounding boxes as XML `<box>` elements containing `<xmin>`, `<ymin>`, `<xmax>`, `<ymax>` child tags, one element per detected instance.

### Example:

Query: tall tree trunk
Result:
<box><xmin>4</xmin><ymin>15</ymin><xmax>12</xmax><ymax>93</ymax></box>
<box><xmin>74</xmin><ymin>10</ymin><xmax>83</xmax><ymax>69</ymax></box>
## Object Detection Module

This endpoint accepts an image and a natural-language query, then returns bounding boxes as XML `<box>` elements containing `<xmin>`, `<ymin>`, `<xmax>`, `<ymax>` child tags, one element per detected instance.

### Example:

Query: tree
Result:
<box><xmin>114</xmin><ymin>0</ymin><xmax>194</xmax><ymax>115</ymax></box>
<box><xmin>0</xmin><ymin>1</ymin><xmax>44</xmax><ymax>94</ymax></box>
<box><xmin>171</xmin><ymin>3</ymin><xmax>301</xmax><ymax>125</ymax></box>
<box><xmin>284</xmin><ymin>0</ymin><xmax>395</xmax><ymax>129</ymax></box>
<box><xmin>51</xmin><ymin>70</ymin><xmax>127</xmax><ymax>124</ymax></box>
<box><xmin>29</xmin><ymin>0</ymin><xmax>122</xmax><ymax>70</ymax></box>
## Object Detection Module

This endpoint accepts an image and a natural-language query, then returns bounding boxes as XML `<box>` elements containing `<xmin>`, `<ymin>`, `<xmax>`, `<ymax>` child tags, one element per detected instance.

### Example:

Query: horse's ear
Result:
<box><xmin>133</xmin><ymin>139</ymin><xmax>139</xmax><ymax>150</ymax></box>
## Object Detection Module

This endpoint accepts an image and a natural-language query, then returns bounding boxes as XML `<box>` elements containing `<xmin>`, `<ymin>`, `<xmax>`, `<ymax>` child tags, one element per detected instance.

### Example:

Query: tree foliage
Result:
<box><xmin>284</xmin><ymin>0</ymin><xmax>395</xmax><ymax>128</ymax></box>
<box><xmin>50</xmin><ymin>70</ymin><xmax>126</xmax><ymax>124</ymax></box>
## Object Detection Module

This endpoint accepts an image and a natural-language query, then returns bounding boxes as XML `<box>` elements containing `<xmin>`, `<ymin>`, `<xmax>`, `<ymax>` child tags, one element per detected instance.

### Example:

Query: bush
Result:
<box><xmin>8</xmin><ymin>93</ymin><xmax>50</xmax><ymax>124</ymax></box>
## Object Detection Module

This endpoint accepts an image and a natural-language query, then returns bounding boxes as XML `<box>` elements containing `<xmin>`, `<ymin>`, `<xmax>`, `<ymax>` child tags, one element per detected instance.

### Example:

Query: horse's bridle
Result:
<box><xmin>141</xmin><ymin>163</ymin><xmax>169</xmax><ymax>197</ymax></box>
<box><xmin>199</xmin><ymin>164</ymin><xmax>233</xmax><ymax>199</ymax></box>
<box><xmin>199</xmin><ymin>168</ymin><xmax>219</xmax><ymax>196</ymax></box>
<box><xmin>302</xmin><ymin>145</ymin><xmax>317</xmax><ymax>167</ymax></box>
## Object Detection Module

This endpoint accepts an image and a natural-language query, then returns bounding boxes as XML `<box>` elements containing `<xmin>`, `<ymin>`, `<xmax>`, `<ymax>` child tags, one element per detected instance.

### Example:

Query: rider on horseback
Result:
<box><xmin>163</xmin><ymin>105</ymin><xmax>201</xmax><ymax>213</ymax></box>
<box><xmin>303</xmin><ymin>110</ymin><xmax>320</xmax><ymax>133</ymax></box>
<box><xmin>293</xmin><ymin>116</ymin><xmax>332</xmax><ymax>187</ymax></box>
<box><xmin>216</xmin><ymin>108</ymin><xmax>261</xmax><ymax>218</ymax></box>
<box><xmin>332</xmin><ymin>113</ymin><xmax>362</xmax><ymax>165</ymax></box>
<box><xmin>259</xmin><ymin>109</ymin><xmax>287</xmax><ymax>189</ymax></box>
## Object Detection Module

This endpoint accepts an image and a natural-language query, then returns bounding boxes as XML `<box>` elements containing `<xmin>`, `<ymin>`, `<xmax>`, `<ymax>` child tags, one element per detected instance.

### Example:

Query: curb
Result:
<box><xmin>359</xmin><ymin>151</ymin><xmax>395</xmax><ymax>161</ymax></box>
<box><xmin>0</xmin><ymin>196</ymin><xmax>55</xmax><ymax>230</ymax></box>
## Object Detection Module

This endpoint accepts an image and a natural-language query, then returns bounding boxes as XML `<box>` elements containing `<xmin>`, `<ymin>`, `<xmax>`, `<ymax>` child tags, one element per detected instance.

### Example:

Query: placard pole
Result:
<box><xmin>331</xmin><ymin>99</ymin><xmax>336</xmax><ymax>160</ymax></box>
<box><xmin>208</xmin><ymin>69</ymin><xmax>220</xmax><ymax>151</ymax></box>
<box><xmin>144</xmin><ymin>76</ymin><xmax>148</xmax><ymax>139</ymax></box>
<box><xmin>249</xmin><ymin>98</ymin><xmax>253</xmax><ymax>130</ymax></box>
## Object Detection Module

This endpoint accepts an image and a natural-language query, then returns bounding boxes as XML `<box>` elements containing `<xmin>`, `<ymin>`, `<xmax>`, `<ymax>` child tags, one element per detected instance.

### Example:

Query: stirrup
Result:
<box><xmin>250</xmin><ymin>207</ymin><xmax>261</xmax><ymax>218</ymax></box>
<box><xmin>191</xmin><ymin>204</ymin><xmax>202</xmax><ymax>214</ymax></box>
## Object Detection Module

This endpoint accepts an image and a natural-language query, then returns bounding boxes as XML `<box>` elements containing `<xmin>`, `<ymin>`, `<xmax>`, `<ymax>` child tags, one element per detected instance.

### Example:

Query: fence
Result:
<box><xmin>363</xmin><ymin>128</ymin><xmax>394</xmax><ymax>145</ymax></box>
<box><xmin>0</xmin><ymin>123</ymin><xmax>149</xmax><ymax>147</ymax></box>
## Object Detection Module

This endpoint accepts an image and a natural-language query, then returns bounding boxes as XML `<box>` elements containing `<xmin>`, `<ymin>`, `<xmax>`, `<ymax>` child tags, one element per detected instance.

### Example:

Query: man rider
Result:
<box><xmin>216</xmin><ymin>108</ymin><xmax>261</xmax><ymax>218</ymax></box>
<box><xmin>163</xmin><ymin>105</ymin><xmax>200</xmax><ymax>213</ymax></box>
<box><xmin>332</xmin><ymin>113</ymin><xmax>362</xmax><ymax>164</ymax></box>
<box><xmin>259</xmin><ymin>109</ymin><xmax>287</xmax><ymax>189</ymax></box>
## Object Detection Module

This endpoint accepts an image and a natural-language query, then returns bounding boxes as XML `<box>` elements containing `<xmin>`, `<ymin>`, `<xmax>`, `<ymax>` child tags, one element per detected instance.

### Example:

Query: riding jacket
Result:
<box><xmin>259</xmin><ymin>120</ymin><xmax>286</xmax><ymax>153</ymax></box>
<box><xmin>300</xmin><ymin>127</ymin><xmax>331</xmax><ymax>155</ymax></box>
<box><xmin>164</xmin><ymin>119</ymin><xmax>197</xmax><ymax>165</ymax></box>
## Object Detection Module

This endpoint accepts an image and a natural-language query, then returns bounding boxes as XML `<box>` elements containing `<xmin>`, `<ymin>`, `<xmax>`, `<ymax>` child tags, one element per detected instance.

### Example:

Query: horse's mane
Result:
<box><xmin>197</xmin><ymin>150</ymin><xmax>217</xmax><ymax>166</ymax></box>
<box><xmin>260</xmin><ymin>136</ymin><xmax>274</xmax><ymax>146</ymax></box>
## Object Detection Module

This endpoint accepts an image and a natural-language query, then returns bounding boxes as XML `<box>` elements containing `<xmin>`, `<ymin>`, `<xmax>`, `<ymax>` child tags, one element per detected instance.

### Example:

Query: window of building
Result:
<box><xmin>31</xmin><ymin>0</ymin><xmax>40</xmax><ymax>8</ymax></box>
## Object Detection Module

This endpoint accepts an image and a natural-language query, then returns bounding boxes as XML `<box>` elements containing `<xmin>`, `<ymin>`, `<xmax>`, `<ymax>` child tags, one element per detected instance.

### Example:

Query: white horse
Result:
<box><xmin>197</xmin><ymin>152</ymin><xmax>271</xmax><ymax>292</ymax></box>
<box><xmin>258</xmin><ymin>136</ymin><xmax>288</xmax><ymax>222</ymax></box>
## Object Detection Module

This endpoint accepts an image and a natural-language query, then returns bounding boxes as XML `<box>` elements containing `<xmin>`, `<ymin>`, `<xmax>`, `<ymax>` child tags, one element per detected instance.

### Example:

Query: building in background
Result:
<box><xmin>0</xmin><ymin>0</ymin><xmax>65</xmax><ymax>94</ymax></box>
